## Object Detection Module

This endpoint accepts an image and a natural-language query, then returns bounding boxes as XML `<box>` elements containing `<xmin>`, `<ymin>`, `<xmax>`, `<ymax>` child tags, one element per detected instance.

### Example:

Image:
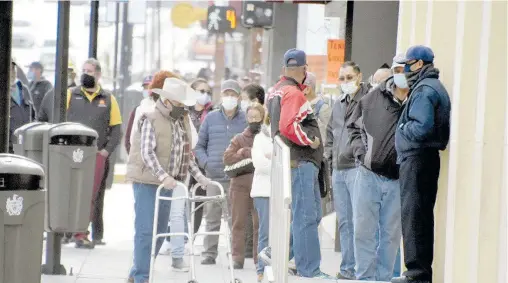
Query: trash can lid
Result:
<box><xmin>48</xmin><ymin>122</ymin><xmax>99</xmax><ymax>138</ymax></box>
<box><xmin>0</xmin><ymin>154</ymin><xmax>44</xmax><ymax>176</ymax></box>
<box><xmin>14</xmin><ymin>122</ymin><xmax>53</xmax><ymax>138</ymax></box>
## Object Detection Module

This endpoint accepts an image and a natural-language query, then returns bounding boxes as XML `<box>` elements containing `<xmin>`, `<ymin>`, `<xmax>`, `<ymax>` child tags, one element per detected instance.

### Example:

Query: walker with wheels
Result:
<box><xmin>148</xmin><ymin>181</ymin><xmax>241</xmax><ymax>283</ymax></box>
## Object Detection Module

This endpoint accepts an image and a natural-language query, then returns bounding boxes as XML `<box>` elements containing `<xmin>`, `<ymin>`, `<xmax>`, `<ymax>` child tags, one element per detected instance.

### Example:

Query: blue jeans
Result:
<box><xmin>332</xmin><ymin>168</ymin><xmax>357</xmax><ymax>279</ymax></box>
<box><xmin>353</xmin><ymin>166</ymin><xmax>402</xmax><ymax>281</ymax></box>
<box><xmin>129</xmin><ymin>182</ymin><xmax>172</xmax><ymax>283</ymax></box>
<box><xmin>254</xmin><ymin>197</ymin><xmax>270</xmax><ymax>275</ymax></box>
<box><xmin>289</xmin><ymin>161</ymin><xmax>322</xmax><ymax>277</ymax></box>
<box><xmin>169</xmin><ymin>185</ymin><xmax>187</xmax><ymax>258</ymax></box>
<box><xmin>393</xmin><ymin>247</ymin><xmax>401</xmax><ymax>277</ymax></box>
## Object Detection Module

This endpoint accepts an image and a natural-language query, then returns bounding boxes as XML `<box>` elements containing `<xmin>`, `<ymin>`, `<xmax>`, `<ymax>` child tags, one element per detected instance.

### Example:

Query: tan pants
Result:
<box><xmin>230</xmin><ymin>187</ymin><xmax>259</xmax><ymax>265</ymax></box>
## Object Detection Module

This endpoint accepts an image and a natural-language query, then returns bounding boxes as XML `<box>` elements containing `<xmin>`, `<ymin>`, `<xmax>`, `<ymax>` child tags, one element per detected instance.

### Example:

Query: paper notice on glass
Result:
<box><xmin>324</xmin><ymin>17</ymin><xmax>340</xmax><ymax>39</ymax></box>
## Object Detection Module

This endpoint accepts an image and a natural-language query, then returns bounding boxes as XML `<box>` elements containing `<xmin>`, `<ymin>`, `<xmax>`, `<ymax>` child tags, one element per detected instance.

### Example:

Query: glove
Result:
<box><xmin>162</xmin><ymin>176</ymin><xmax>177</xmax><ymax>189</ymax></box>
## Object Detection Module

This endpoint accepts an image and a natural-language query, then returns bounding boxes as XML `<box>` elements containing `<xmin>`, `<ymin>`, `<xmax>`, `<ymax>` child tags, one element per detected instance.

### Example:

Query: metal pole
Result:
<box><xmin>156</xmin><ymin>1</ymin><xmax>161</xmax><ymax>70</ymax></box>
<box><xmin>112</xmin><ymin>2</ymin><xmax>120</xmax><ymax>96</ymax></box>
<box><xmin>119</xmin><ymin>2</ymin><xmax>133</xmax><ymax>114</ymax></box>
<box><xmin>42</xmin><ymin>1</ymin><xmax>70</xmax><ymax>275</ymax></box>
<box><xmin>88</xmin><ymin>0</ymin><xmax>100</xmax><ymax>58</ymax></box>
<box><xmin>0</xmin><ymin>1</ymin><xmax>12</xmax><ymax>153</ymax></box>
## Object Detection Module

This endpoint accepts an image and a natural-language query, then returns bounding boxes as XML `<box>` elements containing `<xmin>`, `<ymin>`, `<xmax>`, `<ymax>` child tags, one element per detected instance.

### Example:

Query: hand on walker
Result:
<box><xmin>199</xmin><ymin>177</ymin><xmax>212</xmax><ymax>189</ymax></box>
<box><xmin>162</xmin><ymin>176</ymin><xmax>177</xmax><ymax>189</ymax></box>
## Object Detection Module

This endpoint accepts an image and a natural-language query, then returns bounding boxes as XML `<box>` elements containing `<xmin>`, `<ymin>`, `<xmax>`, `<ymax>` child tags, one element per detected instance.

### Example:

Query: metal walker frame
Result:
<box><xmin>148</xmin><ymin>181</ymin><xmax>241</xmax><ymax>283</ymax></box>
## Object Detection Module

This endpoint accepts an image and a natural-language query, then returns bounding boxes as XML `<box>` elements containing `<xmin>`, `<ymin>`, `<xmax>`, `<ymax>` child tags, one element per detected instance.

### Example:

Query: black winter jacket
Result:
<box><xmin>347</xmin><ymin>78</ymin><xmax>402</xmax><ymax>179</ymax></box>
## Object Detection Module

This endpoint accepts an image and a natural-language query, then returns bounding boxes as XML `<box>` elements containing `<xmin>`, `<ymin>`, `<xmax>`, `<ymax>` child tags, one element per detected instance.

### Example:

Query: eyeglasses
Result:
<box><xmin>338</xmin><ymin>75</ymin><xmax>357</xmax><ymax>82</ymax></box>
<box><xmin>197</xmin><ymin>89</ymin><xmax>212</xmax><ymax>95</ymax></box>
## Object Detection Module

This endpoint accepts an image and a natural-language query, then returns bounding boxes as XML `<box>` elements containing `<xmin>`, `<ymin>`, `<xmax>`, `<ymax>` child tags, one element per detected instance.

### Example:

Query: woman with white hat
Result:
<box><xmin>126</xmin><ymin>71</ymin><xmax>211</xmax><ymax>283</ymax></box>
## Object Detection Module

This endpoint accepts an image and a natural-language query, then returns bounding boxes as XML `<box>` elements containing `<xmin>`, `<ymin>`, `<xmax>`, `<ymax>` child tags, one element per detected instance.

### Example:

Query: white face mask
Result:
<box><xmin>341</xmin><ymin>81</ymin><xmax>359</xmax><ymax>95</ymax></box>
<box><xmin>196</xmin><ymin>93</ymin><xmax>211</xmax><ymax>106</ymax></box>
<box><xmin>393</xmin><ymin>73</ymin><xmax>409</xmax><ymax>89</ymax></box>
<box><xmin>240</xmin><ymin>100</ymin><xmax>250</xmax><ymax>112</ymax></box>
<box><xmin>222</xmin><ymin>96</ymin><xmax>238</xmax><ymax>111</ymax></box>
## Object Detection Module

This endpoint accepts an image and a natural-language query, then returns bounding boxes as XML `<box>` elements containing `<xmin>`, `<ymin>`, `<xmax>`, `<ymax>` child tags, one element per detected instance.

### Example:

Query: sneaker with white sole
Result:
<box><xmin>172</xmin><ymin>257</ymin><xmax>189</xmax><ymax>272</ymax></box>
<box><xmin>258</xmin><ymin>246</ymin><xmax>272</xmax><ymax>266</ymax></box>
<box><xmin>159</xmin><ymin>240</ymin><xmax>171</xmax><ymax>255</ymax></box>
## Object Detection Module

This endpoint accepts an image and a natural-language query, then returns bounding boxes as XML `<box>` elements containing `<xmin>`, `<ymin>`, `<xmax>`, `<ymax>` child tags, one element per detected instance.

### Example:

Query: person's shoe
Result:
<box><xmin>228</xmin><ymin>261</ymin><xmax>244</xmax><ymax>269</ymax></box>
<box><xmin>391</xmin><ymin>276</ymin><xmax>430</xmax><ymax>283</ymax></box>
<box><xmin>337</xmin><ymin>272</ymin><xmax>355</xmax><ymax>280</ymax></box>
<box><xmin>257</xmin><ymin>273</ymin><xmax>264</xmax><ymax>282</ymax></box>
<box><xmin>93</xmin><ymin>239</ymin><xmax>106</xmax><ymax>246</ymax></box>
<box><xmin>309</xmin><ymin>271</ymin><xmax>335</xmax><ymax>280</ymax></box>
<box><xmin>201</xmin><ymin>257</ymin><xmax>216</xmax><ymax>265</ymax></box>
<box><xmin>126</xmin><ymin>277</ymin><xmax>134</xmax><ymax>283</ymax></box>
<box><xmin>159</xmin><ymin>240</ymin><xmax>171</xmax><ymax>256</ymax></box>
<box><xmin>258</xmin><ymin>246</ymin><xmax>272</xmax><ymax>266</ymax></box>
<box><xmin>172</xmin><ymin>257</ymin><xmax>189</xmax><ymax>272</ymax></box>
<box><xmin>75</xmin><ymin>238</ymin><xmax>95</xmax><ymax>249</ymax></box>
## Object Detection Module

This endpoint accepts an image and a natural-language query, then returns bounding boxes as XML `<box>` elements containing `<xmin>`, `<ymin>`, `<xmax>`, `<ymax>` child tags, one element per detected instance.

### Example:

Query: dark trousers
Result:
<box><xmin>399</xmin><ymin>150</ymin><xmax>440</xmax><ymax>281</ymax></box>
<box><xmin>91</xmin><ymin>157</ymin><xmax>110</xmax><ymax>241</ymax></box>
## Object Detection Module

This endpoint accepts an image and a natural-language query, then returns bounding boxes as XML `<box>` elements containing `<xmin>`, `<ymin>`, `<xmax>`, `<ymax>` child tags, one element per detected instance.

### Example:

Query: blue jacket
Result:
<box><xmin>395</xmin><ymin>67</ymin><xmax>451</xmax><ymax>162</ymax></box>
<box><xmin>194</xmin><ymin>107</ymin><xmax>247</xmax><ymax>181</ymax></box>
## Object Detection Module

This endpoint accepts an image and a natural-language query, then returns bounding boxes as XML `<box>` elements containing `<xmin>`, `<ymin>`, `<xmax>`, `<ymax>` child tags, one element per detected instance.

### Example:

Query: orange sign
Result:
<box><xmin>306</xmin><ymin>55</ymin><xmax>327</xmax><ymax>84</ymax></box>
<box><xmin>327</xmin><ymin>39</ymin><xmax>345</xmax><ymax>83</ymax></box>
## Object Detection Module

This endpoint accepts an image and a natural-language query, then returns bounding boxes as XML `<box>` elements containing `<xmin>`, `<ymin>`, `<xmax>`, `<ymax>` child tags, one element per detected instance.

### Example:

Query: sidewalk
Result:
<box><xmin>40</xmin><ymin>183</ymin><xmax>381</xmax><ymax>283</ymax></box>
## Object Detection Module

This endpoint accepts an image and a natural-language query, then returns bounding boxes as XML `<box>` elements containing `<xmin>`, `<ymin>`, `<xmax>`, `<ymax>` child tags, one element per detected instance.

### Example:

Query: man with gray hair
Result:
<box><xmin>67</xmin><ymin>58</ymin><xmax>123</xmax><ymax>249</ymax></box>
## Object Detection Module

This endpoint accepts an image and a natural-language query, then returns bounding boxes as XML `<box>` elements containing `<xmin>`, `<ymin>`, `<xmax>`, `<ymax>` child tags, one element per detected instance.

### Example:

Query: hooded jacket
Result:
<box><xmin>347</xmin><ymin>78</ymin><xmax>402</xmax><ymax>179</ymax></box>
<box><xmin>395</xmin><ymin>65</ymin><xmax>451</xmax><ymax>162</ymax></box>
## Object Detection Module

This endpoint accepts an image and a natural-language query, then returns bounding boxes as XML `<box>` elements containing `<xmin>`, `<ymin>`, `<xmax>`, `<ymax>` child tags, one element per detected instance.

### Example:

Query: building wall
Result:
<box><xmin>348</xmin><ymin>1</ymin><xmax>399</xmax><ymax>78</ymax></box>
<box><xmin>397</xmin><ymin>1</ymin><xmax>507</xmax><ymax>283</ymax></box>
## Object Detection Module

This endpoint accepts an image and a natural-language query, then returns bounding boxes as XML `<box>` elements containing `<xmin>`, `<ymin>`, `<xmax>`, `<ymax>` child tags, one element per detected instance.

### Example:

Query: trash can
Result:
<box><xmin>13</xmin><ymin>122</ymin><xmax>53</xmax><ymax>163</ymax></box>
<box><xmin>0</xmin><ymin>154</ymin><xmax>45</xmax><ymax>283</ymax></box>
<box><xmin>43</xmin><ymin>122</ymin><xmax>98</xmax><ymax>233</ymax></box>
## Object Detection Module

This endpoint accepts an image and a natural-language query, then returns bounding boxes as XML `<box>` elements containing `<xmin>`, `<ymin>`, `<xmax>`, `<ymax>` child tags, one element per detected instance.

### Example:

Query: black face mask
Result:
<box><xmin>248</xmin><ymin>122</ymin><xmax>261</xmax><ymax>134</ymax></box>
<box><xmin>81</xmin><ymin>73</ymin><xmax>96</xmax><ymax>88</ymax></box>
<box><xmin>169</xmin><ymin>102</ymin><xmax>187</xmax><ymax>120</ymax></box>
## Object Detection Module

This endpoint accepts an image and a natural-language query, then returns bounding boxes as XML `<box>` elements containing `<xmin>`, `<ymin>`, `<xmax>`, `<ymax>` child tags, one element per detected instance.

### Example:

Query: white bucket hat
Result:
<box><xmin>151</xmin><ymin>77</ymin><xmax>200</xmax><ymax>106</ymax></box>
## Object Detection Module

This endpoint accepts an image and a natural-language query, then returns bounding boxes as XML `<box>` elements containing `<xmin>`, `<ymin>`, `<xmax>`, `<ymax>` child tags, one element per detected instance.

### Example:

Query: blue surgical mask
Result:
<box><xmin>142</xmin><ymin>89</ymin><xmax>150</xmax><ymax>98</ymax></box>
<box><xmin>404</xmin><ymin>61</ymin><xmax>418</xmax><ymax>73</ymax></box>
<box><xmin>393</xmin><ymin>73</ymin><xmax>409</xmax><ymax>89</ymax></box>
<box><xmin>27</xmin><ymin>70</ymin><xmax>35</xmax><ymax>81</ymax></box>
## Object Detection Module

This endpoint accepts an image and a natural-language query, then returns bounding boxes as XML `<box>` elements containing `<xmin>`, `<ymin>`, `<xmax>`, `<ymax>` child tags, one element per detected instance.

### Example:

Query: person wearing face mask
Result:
<box><xmin>240</xmin><ymin>83</ymin><xmax>265</xmax><ymax>112</ymax></box>
<box><xmin>26</xmin><ymin>61</ymin><xmax>53</xmax><ymax>114</ymax></box>
<box><xmin>189</xmin><ymin>78</ymin><xmax>213</xmax><ymax>130</ymax></box>
<box><xmin>346</xmin><ymin>57</ymin><xmax>407</xmax><ymax>281</ymax></box>
<box><xmin>261</xmin><ymin>49</ymin><xmax>333</xmax><ymax>280</ymax></box>
<box><xmin>8</xmin><ymin>59</ymin><xmax>35</xmax><ymax>153</ymax></box>
<box><xmin>66</xmin><ymin>58</ymin><xmax>123</xmax><ymax>249</ymax></box>
<box><xmin>125</xmin><ymin>75</ymin><xmax>155</xmax><ymax>154</ymax></box>
<box><xmin>126</xmin><ymin>74</ymin><xmax>212</xmax><ymax>282</ymax></box>
<box><xmin>194</xmin><ymin>79</ymin><xmax>247</xmax><ymax>265</ymax></box>
<box><xmin>223</xmin><ymin>103</ymin><xmax>265</xmax><ymax>270</ymax></box>
<box><xmin>323</xmin><ymin>61</ymin><xmax>369</xmax><ymax>280</ymax></box>
<box><xmin>391</xmin><ymin>46</ymin><xmax>451</xmax><ymax>283</ymax></box>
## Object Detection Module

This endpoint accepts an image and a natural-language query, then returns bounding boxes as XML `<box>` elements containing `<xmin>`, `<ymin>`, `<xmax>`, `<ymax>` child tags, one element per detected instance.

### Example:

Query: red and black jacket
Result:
<box><xmin>267</xmin><ymin>76</ymin><xmax>323</xmax><ymax>168</ymax></box>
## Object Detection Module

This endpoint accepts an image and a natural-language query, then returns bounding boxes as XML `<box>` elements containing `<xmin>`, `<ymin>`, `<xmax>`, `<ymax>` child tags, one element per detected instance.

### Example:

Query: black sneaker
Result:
<box><xmin>201</xmin><ymin>257</ymin><xmax>216</xmax><ymax>265</ymax></box>
<box><xmin>391</xmin><ymin>276</ymin><xmax>430</xmax><ymax>283</ymax></box>
<box><xmin>75</xmin><ymin>238</ymin><xmax>95</xmax><ymax>249</ymax></box>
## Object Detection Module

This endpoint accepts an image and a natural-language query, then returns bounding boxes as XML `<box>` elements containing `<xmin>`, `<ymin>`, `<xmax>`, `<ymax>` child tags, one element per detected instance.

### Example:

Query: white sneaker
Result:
<box><xmin>159</xmin><ymin>240</ymin><xmax>171</xmax><ymax>255</ymax></box>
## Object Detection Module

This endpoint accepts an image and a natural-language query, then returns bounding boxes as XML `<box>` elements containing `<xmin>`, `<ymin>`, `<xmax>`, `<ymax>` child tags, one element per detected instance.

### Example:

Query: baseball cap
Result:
<box><xmin>396</xmin><ymin>45</ymin><xmax>434</xmax><ymax>64</ymax></box>
<box><xmin>284</xmin><ymin>48</ymin><xmax>306</xmax><ymax>67</ymax></box>
<box><xmin>221</xmin><ymin>79</ymin><xmax>241</xmax><ymax>94</ymax></box>
<box><xmin>28</xmin><ymin>61</ymin><xmax>44</xmax><ymax>70</ymax></box>
<box><xmin>392</xmin><ymin>53</ymin><xmax>405</xmax><ymax>69</ymax></box>
<box><xmin>142</xmin><ymin>75</ymin><xmax>153</xmax><ymax>86</ymax></box>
